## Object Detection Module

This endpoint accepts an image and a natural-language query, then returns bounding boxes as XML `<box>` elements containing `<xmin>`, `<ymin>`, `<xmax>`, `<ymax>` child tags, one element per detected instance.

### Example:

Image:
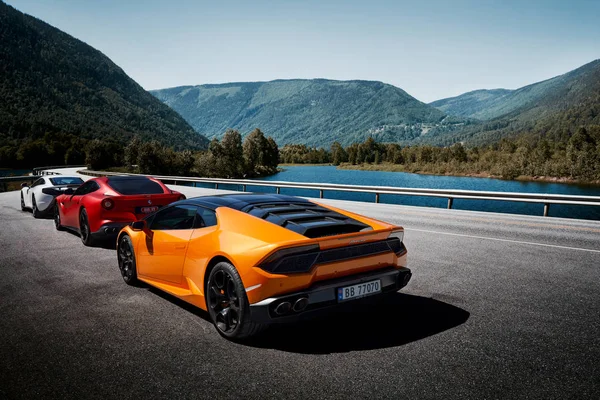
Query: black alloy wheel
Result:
<box><xmin>206</xmin><ymin>262</ymin><xmax>266</xmax><ymax>340</ymax></box>
<box><xmin>21</xmin><ymin>192</ymin><xmax>26</xmax><ymax>211</ymax></box>
<box><xmin>54</xmin><ymin>204</ymin><xmax>64</xmax><ymax>231</ymax></box>
<box><xmin>117</xmin><ymin>235</ymin><xmax>138</xmax><ymax>285</ymax></box>
<box><xmin>209</xmin><ymin>269</ymin><xmax>240</xmax><ymax>333</ymax></box>
<box><xmin>31</xmin><ymin>195</ymin><xmax>40</xmax><ymax>218</ymax></box>
<box><xmin>79</xmin><ymin>209</ymin><xmax>95</xmax><ymax>246</ymax></box>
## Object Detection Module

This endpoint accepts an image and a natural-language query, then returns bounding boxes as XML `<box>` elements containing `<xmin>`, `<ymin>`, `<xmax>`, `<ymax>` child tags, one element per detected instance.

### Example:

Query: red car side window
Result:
<box><xmin>74</xmin><ymin>181</ymin><xmax>99</xmax><ymax>196</ymax></box>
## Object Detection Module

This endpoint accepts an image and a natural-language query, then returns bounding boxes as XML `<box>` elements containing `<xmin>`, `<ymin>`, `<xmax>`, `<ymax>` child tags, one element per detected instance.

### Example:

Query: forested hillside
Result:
<box><xmin>424</xmin><ymin>60</ymin><xmax>600</xmax><ymax>146</ymax></box>
<box><xmin>429</xmin><ymin>89</ymin><xmax>512</xmax><ymax>119</ymax></box>
<box><xmin>0</xmin><ymin>1</ymin><xmax>207</xmax><ymax>167</ymax></box>
<box><xmin>152</xmin><ymin>79</ymin><xmax>466</xmax><ymax>147</ymax></box>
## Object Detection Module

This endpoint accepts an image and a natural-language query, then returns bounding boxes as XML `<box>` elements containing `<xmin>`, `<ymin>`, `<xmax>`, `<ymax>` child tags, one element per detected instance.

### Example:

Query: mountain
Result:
<box><xmin>429</xmin><ymin>89</ymin><xmax>512</xmax><ymax>120</ymax></box>
<box><xmin>151</xmin><ymin>79</ymin><xmax>463</xmax><ymax>147</ymax></box>
<box><xmin>430</xmin><ymin>60</ymin><xmax>600</xmax><ymax>122</ymax></box>
<box><xmin>424</xmin><ymin>59</ymin><xmax>600</xmax><ymax>146</ymax></box>
<box><xmin>0</xmin><ymin>1</ymin><xmax>208</xmax><ymax>151</ymax></box>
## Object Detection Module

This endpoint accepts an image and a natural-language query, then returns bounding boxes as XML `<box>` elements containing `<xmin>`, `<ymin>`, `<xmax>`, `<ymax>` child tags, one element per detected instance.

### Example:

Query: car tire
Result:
<box><xmin>117</xmin><ymin>235</ymin><xmax>139</xmax><ymax>285</ymax></box>
<box><xmin>206</xmin><ymin>261</ymin><xmax>266</xmax><ymax>340</ymax></box>
<box><xmin>20</xmin><ymin>192</ymin><xmax>26</xmax><ymax>211</ymax></box>
<box><xmin>54</xmin><ymin>204</ymin><xmax>64</xmax><ymax>231</ymax></box>
<box><xmin>31</xmin><ymin>195</ymin><xmax>41</xmax><ymax>218</ymax></box>
<box><xmin>79</xmin><ymin>208</ymin><xmax>95</xmax><ymax>246</ymax></box>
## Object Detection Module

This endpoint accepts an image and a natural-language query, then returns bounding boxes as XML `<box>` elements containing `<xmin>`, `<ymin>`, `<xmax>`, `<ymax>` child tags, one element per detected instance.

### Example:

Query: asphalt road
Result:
<box><xmin>1</xmin><ymin>170</ymin><xmax>600</xmax><ymax>399</ymax></box>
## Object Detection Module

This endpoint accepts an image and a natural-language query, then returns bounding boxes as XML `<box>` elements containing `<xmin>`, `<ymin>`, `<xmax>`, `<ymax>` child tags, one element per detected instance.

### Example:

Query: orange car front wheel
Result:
<box><xmin>206</xmin><ymin>261</ymin><xmax>266</xmax><ymax>340</ymax></box>
<box><xmin>117</xmin><ymin>235</ymin><xmax>139</xmax><ymax>286</ymax></box>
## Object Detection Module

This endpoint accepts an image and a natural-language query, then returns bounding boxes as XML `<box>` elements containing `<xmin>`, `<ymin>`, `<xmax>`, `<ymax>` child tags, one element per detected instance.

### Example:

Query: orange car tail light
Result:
<box><xmin>258</xmin><ymin>237</ymin><xmax>406</xmax><ymax>274</ymax></box>
<box><xmin>386</xmin><ymin>230</ymin><xmax>405</xmax><ymax>255</ymax></box>
<box><xmin>258</xmin><ymin>244</ymin><xmax>320</xmax><ymax>274</ymax></box>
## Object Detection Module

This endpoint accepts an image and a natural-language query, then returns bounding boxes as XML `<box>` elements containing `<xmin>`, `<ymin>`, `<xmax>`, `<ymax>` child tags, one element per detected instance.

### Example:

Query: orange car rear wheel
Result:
<box><xmin>206</xmin><ymin>261</ymin><xmax>266</xmax><ymax>340</ymax></box>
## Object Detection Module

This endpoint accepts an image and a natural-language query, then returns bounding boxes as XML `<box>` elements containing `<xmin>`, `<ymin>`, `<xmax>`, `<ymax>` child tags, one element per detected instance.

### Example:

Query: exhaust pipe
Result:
<box><xmin>274</xmin><ymin>301</ymin><xmax>291</xmax><ymax>315</ymax></box>
<box><xmin>399</xmin><ymin>272</ymin><xmax>412</xmax><ymax>288</ymax></box>
<box><xmin>293</xmin><ymin>297</ymin><xmax>309</xmax><ymax>312</ymax></box>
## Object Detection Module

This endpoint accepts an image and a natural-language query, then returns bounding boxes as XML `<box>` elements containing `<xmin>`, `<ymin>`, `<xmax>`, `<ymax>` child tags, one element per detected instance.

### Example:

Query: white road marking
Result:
<box><xmin>409</xmin><ymin>228</ymin><xmax>600</xmax><ymax>254</ymax></box>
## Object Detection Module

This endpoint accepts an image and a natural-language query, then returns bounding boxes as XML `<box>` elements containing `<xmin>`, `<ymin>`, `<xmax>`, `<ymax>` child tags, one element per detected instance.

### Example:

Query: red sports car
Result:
<box><xmin>54</xmin><ymin>176</ymin><xmax>184</xmax><ymax>246</ymax></box>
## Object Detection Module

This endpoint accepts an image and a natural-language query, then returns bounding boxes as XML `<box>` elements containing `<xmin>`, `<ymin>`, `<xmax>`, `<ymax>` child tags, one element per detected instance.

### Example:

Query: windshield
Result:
<box><xmin>107</xmin><ymin>178</ymin><xmax>165</xmax><ymax>195</ymax></box>
<box><xmin>49</xmin><ymin>177</ymin><xmax>84</xmax><ymax>186</ymax></box>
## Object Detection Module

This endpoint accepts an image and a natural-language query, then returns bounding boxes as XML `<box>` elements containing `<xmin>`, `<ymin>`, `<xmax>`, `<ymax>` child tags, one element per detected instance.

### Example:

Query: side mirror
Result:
<box><xmin>21</xmin><ymin>183</ymin><xmax>29</xmax><ymax>188</ymax></box>
<box><xmin>42</xmin><ymin>187</ymin><xmax>60</xmax><ymax>196</ymax></box>
<box><xmin>131</xmin><ymin>220</ymin><xmax>147</xmax><ymax>231</ymax></box>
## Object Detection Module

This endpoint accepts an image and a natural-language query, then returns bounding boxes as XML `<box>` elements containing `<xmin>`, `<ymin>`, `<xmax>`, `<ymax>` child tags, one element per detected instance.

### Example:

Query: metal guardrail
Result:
<box><xmin>0</xmin><ymin>175</ymin><xmax>37</xmax><ymax>191</ymax></box>
<box><xmin>0</xmin><ymin>171</ymin><xmax>64</xmax><ymax>191</ymax></box>
<box><xmin>32</xmin><ymin>165</ymin><xmax>86</xmax><ymax>176</ymax></box>
<box><xmin>78</xmin><ymin>169</ymin><xmax>600</xmax><ymax>217</ymax></box>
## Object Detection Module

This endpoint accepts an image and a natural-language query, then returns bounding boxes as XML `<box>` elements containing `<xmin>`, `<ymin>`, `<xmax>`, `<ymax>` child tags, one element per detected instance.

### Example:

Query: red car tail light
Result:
<box><xmin>101</xmin><ymin>198</ymin><xmax>115</xmax><ymax>210</ymax></box>
<box><xmin>179</xmin><ymin>194</ymin><xmax>186</xmax><ymax>200</ymax></box>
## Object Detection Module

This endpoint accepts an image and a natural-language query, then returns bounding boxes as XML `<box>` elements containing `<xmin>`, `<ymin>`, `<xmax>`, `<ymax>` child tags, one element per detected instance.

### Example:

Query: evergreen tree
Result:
<box><xmin>331</xmin><ymin>141</ymin><xmax>347</xmax><ymax>165</ymax></box>
<box><xmin>220</xmin><ymin>129</ymin><xmax>244</xmax><ymax>177</ymax></box>
<box><xmin>85</xmin><ymin>139</ymin><xmax>123</xmax><ymax>170</ymax></box>
<box><xmin>243</xmin><ymin>128</ymin><xmax>269</xmax><ymax>176</ymax></box>
<box><xmin>124</xmin><ymin>136</ymin><xmax>142</xmax><ymax>167</ymax></box>
<box><xmin>264</xmin><ymin>137</ymin><xmax>279</xmax><ymax>170</ymax></box>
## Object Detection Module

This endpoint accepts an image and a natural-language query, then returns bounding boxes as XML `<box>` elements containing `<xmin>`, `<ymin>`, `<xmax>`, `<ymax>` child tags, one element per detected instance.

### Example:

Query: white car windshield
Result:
<box><xmin>49</xmin><ymin>177</ymin><xmax>84</xmax><ymax>185</ymax></box>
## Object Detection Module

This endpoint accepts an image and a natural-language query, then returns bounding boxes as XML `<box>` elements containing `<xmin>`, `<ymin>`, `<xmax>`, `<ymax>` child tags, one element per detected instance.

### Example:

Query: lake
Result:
<box><xmin>200</xmin><ymin>165</ymin><xmax>600</xmax><ymax>220</ymax></box>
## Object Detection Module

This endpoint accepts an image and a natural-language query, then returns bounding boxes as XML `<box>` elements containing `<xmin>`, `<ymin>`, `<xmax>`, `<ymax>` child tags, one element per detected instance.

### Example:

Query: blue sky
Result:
<box><xmin>6</xmin><ymin>0</ymin><xmax>600</xmax><ymax>102</ymax></box>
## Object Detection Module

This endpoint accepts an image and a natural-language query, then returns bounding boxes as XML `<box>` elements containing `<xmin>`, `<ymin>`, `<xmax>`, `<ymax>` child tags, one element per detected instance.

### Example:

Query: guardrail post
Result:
<box><xmin>375</xmin><ymin>193</ymin><xmax>380</xmax><ymax>203</ymax></box>
<box><xmin>174</xmin><ymin>180</ymin><xmax>177</xmax><ymax>185</ymax></box>
<box><xmin>319</xmin><ymin>189</ymin><xmax>324</xmax><ymax>199</ymax></box>
<box><xmin>276</xmin><ymin>187</ymin><xmax>280</xmax><ymax>194</ymax></box>
<box><xmin>242</xmin><ymin>185</ymin><xmax>246</xmax><ymax>192</ymax></box>
<box><xmin>447</xmin><ymin>198</ymin><xmax>454</xmax><ymax>209</ymax></box>
<box><xmin>215</xmin><ymin>183</ymin><xmax>219</xmax><ymax>189</ymax></box>
<box><xmin>543</xmin><ymin>203</ymin><xmax>550</xmax><ymax>217</ymax></box>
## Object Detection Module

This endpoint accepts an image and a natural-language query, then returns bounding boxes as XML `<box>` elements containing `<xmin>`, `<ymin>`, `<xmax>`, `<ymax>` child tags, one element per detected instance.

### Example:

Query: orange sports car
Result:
<box><xmin>116</xmin><ymin>194</ymin><xmax>410</xmax><ymax>339</ymax></box>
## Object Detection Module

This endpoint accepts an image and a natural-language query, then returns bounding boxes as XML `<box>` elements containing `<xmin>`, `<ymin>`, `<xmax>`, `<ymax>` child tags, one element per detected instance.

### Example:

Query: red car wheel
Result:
<box><xmin>79</xmin><ymin>209</ymin><xmax>95</xmax><ymax>247</ymax></box>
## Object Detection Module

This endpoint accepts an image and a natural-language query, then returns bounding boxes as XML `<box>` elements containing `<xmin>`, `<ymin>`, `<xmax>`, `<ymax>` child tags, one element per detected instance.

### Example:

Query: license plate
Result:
<box><xmin>140</xmin><ymin>206</ymin><xmax>158</xmax><ymax>213</ymax></box>
<box><xmin>337</xmin><ymin>279</ymin><xmax>381</xmax><ymax>302</ymax></box>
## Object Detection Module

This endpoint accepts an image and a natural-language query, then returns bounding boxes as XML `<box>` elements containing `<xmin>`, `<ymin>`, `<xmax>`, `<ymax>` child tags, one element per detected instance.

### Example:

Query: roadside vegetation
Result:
<box><xmin>0</xmin><ymin>129</ymin><xmax>278</xmax><ymax>179</ymax></box>
<box><xmin>281</xmin><ymin>126</ymin><xmax>600</xmax><ymax>183</ymax></box>
<box><xmin>4</xmin><ymin>124</ymin><xmax>599</xmax><ymax>184</ymax></box>
<box><xmin>120</xmin><ymin>128</ymin><xmax>278</xmax><ymax>178</ymax></box>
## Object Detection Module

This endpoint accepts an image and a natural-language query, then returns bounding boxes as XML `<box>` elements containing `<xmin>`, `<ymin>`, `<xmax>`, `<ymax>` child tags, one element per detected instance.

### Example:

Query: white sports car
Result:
<box><xmin>21</xmin><ymin>175</ymin><xmax>84</xmax><ymax>218</ymax></box>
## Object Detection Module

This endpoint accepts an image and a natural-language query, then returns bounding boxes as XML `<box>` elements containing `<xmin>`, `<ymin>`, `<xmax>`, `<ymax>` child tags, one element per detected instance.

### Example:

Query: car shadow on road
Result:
<box><xmin>245</xmin><ymin>293</ymin><xmax>470</xmax><ymax>354</ymax></box>
<box><xmin>62</xmin><ymin>228</ymin><xmax>116</xmax><ymax>250</ymax></box>
<box><xmin>146</xmin><ymin>288</ymin><xmax>469</xmax><ymax>354</ymax></box>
